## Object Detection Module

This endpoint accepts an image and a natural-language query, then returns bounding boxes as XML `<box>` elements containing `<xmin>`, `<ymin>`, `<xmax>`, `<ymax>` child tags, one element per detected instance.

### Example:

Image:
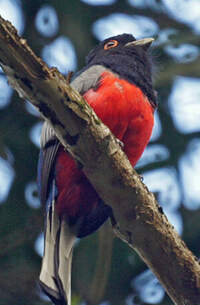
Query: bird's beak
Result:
<box><xmin>125</xmin><ymin>38</ymin><xmax>154</xmax><ymax>50</ymax></box>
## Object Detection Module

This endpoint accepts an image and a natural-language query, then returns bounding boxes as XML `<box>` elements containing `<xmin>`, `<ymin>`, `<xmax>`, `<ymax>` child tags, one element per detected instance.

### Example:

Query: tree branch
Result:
<box><xmin>0</xmin><ymin>15</ymin><xmax>199</xmax><ymax>305</ymax></box>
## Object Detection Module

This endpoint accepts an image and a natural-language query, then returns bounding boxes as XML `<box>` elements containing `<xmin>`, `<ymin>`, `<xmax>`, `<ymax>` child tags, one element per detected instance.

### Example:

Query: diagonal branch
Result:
<box><xmin>0</xmin><ymin>15</ymin><xmax>199</xmax><ymax>305</ymax></box>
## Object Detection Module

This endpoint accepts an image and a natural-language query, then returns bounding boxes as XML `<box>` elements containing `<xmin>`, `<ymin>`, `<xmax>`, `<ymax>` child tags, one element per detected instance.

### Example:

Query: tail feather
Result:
<box><xmin>39</xmin><ymin>200</ymin><xmax>75</xmax><ymax>305</ymax></box>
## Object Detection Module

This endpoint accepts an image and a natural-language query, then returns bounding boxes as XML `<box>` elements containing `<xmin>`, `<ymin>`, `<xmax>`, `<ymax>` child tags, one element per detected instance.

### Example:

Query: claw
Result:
<box><xmin>116</xmin><ymin>138</ymin><xmax>124</xmax><ymax>149</ymax></box>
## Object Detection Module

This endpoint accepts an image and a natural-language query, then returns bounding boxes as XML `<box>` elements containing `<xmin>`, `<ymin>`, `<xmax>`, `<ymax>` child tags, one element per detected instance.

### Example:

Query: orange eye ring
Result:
<box><xmin>104</xmin><ymin>40</ymin><xmax>118</xmax><ymax>50</ymax></box>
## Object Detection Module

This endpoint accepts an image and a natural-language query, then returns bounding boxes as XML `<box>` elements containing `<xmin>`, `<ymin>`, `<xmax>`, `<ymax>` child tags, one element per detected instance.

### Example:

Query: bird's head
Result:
<box><xmin>86</xmin><ymin>33</ymin><xmax>154</xmax><ymax>65</ymax></box>
<box><xmin>86</xmin><ymin>33</ymin><xmax>157</xmax><ymax>106</ymax></box>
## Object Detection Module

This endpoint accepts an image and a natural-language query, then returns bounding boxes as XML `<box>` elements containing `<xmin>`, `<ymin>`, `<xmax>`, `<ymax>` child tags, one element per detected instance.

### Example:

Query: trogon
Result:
<box><xmin>38</xmin><ymin>33</ymin><xmax>157</xmax><ymax>305</ymax></box>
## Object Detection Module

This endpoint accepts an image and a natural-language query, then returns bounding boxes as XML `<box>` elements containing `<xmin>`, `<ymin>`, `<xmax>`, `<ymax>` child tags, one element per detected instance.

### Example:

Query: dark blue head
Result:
<box><xmin>86</xmin><ymin>34</ymin><xmax>157</xmax><ymax>106</ymax></box>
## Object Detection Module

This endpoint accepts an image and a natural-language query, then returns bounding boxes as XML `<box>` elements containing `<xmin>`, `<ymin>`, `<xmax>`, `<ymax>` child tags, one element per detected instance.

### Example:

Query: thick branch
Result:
<box><xmin>0</xmin><ymin>16</ymin><xmax>199</xmax><ymax>305</ymax></box>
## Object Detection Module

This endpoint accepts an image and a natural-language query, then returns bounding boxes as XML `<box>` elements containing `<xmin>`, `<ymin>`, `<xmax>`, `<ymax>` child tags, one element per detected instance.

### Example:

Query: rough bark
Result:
<box><xmin>0</xmin><ymin>15</ymin><xmax>199</xmax><ymax>305</ymax></box>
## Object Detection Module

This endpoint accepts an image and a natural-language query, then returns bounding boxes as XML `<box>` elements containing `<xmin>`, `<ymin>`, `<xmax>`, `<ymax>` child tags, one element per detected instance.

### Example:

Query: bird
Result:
<box><xmin>38</xmin><ymin>33</ymin><xmax>157</xmax><ymax>305</ymax></box>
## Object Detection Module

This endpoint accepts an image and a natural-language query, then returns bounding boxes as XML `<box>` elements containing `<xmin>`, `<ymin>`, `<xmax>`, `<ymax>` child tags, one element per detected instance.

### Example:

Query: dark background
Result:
<box><xmin>0</xmin><ymin>0</ymin><xmax>200</xmax><ymax>304</ymax></box>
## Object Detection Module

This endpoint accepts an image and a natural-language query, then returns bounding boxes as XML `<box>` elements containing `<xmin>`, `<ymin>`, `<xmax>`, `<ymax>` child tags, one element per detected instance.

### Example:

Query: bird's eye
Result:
<box><xmin>104</xmin><ymin>40</ymin><xmax>118</xmax><ymax>50</ymax></box>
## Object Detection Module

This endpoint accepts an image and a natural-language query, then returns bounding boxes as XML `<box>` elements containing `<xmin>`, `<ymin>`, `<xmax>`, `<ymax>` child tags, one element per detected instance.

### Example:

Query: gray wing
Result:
<box><xmin>39</xmin><ymin>65</ymin><xmax>107</xmax><ymax>206</ymax></box>
<box><xmin>38</xmin><ymin>123</ymin><xmax>59</xmax><ymax>208</ymax></box>
<box><xmin>70</xmin><ymin>64</ymin><xmax>106</xmax><ymax>94</ymax></box>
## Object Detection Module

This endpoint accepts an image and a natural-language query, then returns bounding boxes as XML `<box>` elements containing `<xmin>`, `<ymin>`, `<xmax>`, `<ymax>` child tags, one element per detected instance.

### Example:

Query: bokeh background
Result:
<box><xmin>0</xmin><ymin>0</ymin><xmax>200</xmax><ymax>304</ymax></box>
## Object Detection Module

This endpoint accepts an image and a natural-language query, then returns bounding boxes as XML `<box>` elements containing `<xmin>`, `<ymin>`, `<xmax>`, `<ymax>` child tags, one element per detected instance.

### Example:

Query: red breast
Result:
<box><xmin>84</xmin><ymin>71</ymin><xmax>155</xmax><ymax>166</ymax></box>
<box><xmin>55</xmin><ymin>71</ymin><xmax>154</xmax><ymax>217</ymax></box>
